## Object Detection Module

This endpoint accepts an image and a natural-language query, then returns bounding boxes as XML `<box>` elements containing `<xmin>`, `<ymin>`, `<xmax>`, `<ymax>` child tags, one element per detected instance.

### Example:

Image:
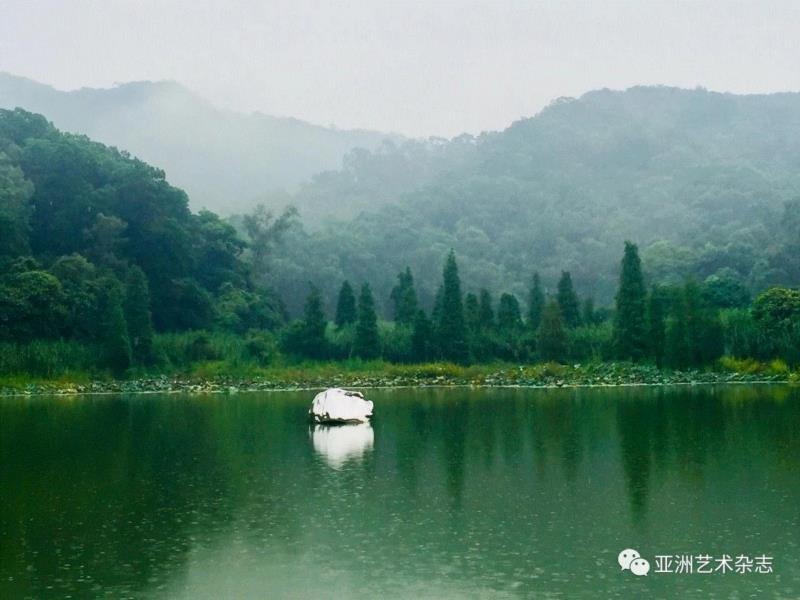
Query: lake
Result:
<box><xmin>1</xmin><ymin>385</ymin><xmax>798</xmax><ymax>599</ymax></box>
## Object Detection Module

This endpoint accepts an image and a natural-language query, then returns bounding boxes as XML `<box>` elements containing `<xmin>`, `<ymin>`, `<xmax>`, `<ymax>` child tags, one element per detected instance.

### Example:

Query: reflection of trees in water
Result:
<box><xmin>0</xmin><ymin>396</ymin><xmax>234</xmax><ymax>599</ymax></box>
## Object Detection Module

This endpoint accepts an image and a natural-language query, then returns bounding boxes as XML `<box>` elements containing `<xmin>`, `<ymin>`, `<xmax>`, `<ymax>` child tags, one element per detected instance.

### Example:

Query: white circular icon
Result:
<box><xmin>618</xmin><ymin>548</ymin><xmax>640</xmax><ymax>570</ymax></box>
<box><xmin>630</xmin><ymin>557</ymin><xmax>651</xmax><ymax>576</ymax></box>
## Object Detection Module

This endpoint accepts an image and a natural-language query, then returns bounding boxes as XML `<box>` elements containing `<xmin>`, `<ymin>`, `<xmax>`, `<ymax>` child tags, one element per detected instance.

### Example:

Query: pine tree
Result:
<box><xmin>389</xmin><ymin>267</ymin><xmax>418</xmax><ymax>325</ymax></box>
<box><xmin>97</xmin><ymin>276</ymin><xmax>131</xmax><ymax>374</ymax></box>
<box><xmin>334</xmin><ymin>280</ymin><xmax>357</xmax><ymax>327</ymax></box>
<box><xmin>353</xmin><ymin>283</ymin><xmax>380</xmax><ymax>359</ymax></box>
<box><xmin>538</xmin><ymin>298</ymin><xmax>567</xmax><ymax>362</ymax></box>
<box><xmin>528</xmin><ymin>272</ymin><xmax>545</xmax><ymax>330</ymax></box>
<box><xmin>556</xmin><ymin>271</ymin><xmax>581</xmax><ymax>327</ymax></box>
<box><xmin>124</xmin><ymin>266</ymin><xmax>155</xmax><ymax>365</ymax></box>
<box><xmin>647</xmin><ymin>285</ymin><xmax>666</xmax><ymax>367</ymax></box>
<box><xmin>478</xmin><ymin>288</ymin><xmax>495</xmax><ymax>330</ymax></box>
<box><xmin>301</xmin><ymin>285</ymin><xmax>328</xmax><ymax>358</ymax></box>
<box><xmin>411</xmin><ymin>309</ymin><xmax>433</xmax><ymax>362</ymax></box>
<box><xmin>613</xmin><ymin>241</ymin><xmax>648</xmax><ymax>361</ymax></box>
<box><xmin>497</xmin><ymin>293</ymin><xmax>522</xmax><ymax>331</ymax></box>
<box><xmin>436</xmin><ymin>250</ymin><xmax>468</xmax><ymax>363</ymax></box>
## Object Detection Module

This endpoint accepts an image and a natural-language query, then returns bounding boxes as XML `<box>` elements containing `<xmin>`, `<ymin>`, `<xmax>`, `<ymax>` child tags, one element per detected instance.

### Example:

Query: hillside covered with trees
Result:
<box><xmin>1</xmin><ymin>96</ymin><xmax>800</xmax><ymax>382</ymax></box>
<box><xmin>266</xmin><ymin>86</ymin><xmax>800</xmax><ymax>316</ymax></box>
<box><xmin>0</xmin><ymin>72</ymin><xmax>402</xmax><ymax>215</ymax></box>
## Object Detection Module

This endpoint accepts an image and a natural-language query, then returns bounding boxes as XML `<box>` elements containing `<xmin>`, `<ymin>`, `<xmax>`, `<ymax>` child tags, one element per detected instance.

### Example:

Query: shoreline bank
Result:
<box><xmin>0</xmin><ymin>364</ymin><xmax>790</xmax><ymax>397</ymax></box>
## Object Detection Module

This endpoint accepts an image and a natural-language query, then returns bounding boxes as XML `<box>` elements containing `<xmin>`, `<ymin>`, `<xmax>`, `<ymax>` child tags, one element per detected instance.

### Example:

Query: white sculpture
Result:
<box><xmin>308</xmin><ymin>388</ymin><xmax>374</xmax><ymax>424</ymax></box>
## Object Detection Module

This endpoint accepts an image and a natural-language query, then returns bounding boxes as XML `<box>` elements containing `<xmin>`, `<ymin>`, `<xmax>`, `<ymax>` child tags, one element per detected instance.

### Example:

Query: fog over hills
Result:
<box><xmin>0</xmin><ymin>72</ymin><xmax>403</xmax><ymax>214</ymax></box>
<box><xmin>268</xmin><ymin>86</ymin><xmax>800</xmax><ymax>313</ymax></box>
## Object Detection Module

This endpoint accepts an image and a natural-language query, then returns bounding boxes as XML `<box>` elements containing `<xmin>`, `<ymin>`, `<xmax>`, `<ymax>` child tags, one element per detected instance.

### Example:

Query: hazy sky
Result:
<box><xmin>2</xmin><ymin>0</ymin><xmax>800</xmax><ymax>137</ymax></box>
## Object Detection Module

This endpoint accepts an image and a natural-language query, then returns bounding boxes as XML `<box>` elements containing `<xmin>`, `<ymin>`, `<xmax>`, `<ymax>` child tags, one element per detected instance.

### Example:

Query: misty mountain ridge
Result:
<box><xmin>0</xmin><ymin>72</ymin><xmax>404</xmax><ymax>214</ymax></box>
<box><xmin>268</xmin><ymin>85</ymin><xmax>800</xmax><ymax>313</ymax></box>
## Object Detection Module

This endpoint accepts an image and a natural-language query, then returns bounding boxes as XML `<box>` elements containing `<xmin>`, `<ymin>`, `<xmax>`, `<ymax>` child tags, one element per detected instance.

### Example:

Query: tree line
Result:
<box><xmin>279</xmin><ymin>242</ymin><xmax>800</xmax><ymax>369</ymax></box>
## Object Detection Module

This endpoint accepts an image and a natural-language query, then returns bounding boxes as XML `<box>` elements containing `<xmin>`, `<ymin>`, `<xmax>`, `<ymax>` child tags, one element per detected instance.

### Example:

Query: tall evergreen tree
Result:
<box><xmin>613</xmin><ymin>241</ymin><xmax>648</xmax><ymax>361</ymax></box>
<box><xmin>97</xmin><ymin>276</ymin><xmax>131</xmax><ymax>374</ymax></box>
<box><xmin>478</xmin><ymin>288</ymin><xmax>495</xmax><ymax>330</ymax></box>
<box><xmin>538</xmin><ymin>298</ymin><xmax>567</xmax><ymax>362</ymax></box>
<box><xmin>436</xmin><ymin>250</ymin><xmax>468</xmax><ymax>363</ymax></box>
<box><xmin>334</xmin><ymin>280</ymin><xmax>357</xmax><ymax>327</ymax></box>
<box><xmin>411</xmin><ymin>309</ymin><xmax>433</xmax><ymax>363</ymax></box>
<box><xmin>124</xmin><ymin>266</ymin><xmax>155</xmax><ymax>365</ymax></box>
<box><xmin>647</xmin><ymin>285</ymin><xmax>666</xmax><ymax>367</ymax></box>
<box><xmin>497</xmin><ymin>293</ymin><xmax>523</xmax><ymax>331</ymax></box>
<box><xmin>556</xmin><ymin>271</ymin><xmax>581</xmax><ymax>327</ymax></box>
<box><xmin>389</xmin><ymin>267</ymin><xmax>418</xmax><ymax>325</ymax></box>
<box><xmin>299</xmin><ymin>284</ymin><xmax>328</xmax><ymax>359</ymax></box>
<box><xmin>353</xmin><ymin>283</ymin><xmax>380</xmax><ymax>359</ymax></box>
<box><xmin>528</xmin><ymin>272</ymin><xmax>545</xmax><ymax>330</ymax></box>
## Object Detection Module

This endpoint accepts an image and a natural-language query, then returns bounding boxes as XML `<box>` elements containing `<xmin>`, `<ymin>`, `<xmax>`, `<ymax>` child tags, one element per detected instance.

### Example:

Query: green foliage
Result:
<box><xmin>411</xmin><ymin>309</ymin><xmax>434</xmax><ymax>363</ymax></box>
<box><xmin>124</xmin><ymin>266</ymin><xmax>156</xmax><ymax>365</ymax></box>
<box><xmin>95</xmin><ymin>276</ymin><xmax>131</xmax><ymax>374</ymax></box>
<box><xmin>647</xmin><ymin>285</ymin><xmax>667</xmax><ymax>367</ymax></box>
<box><xmin>389</xmin><ymin>267</ymin><xmax>418</xmax><ymax>325</ymax></box>
<box><xmin>334</xmin><ymin>280</ymin><xmax>357</xmax><ymax>327</ymax></box>
<box><xmin>527</xmin><ymin>273</ymin><xmax>544</xmax><ymax>330</ymax></box>
<box><xmin>556</xmin><ymin>271</ymin><xmax>581</xmax><ymax>327</ymax></box>
<box><xmin>497</xmin><ymin>293</ymin><xmax>523</xmax><ymax>332</ymax></box>
<box><xmin>538</xmin><ymin>299</ymin><xmax>567</xmax><ymax>362</ymax></box>
<box><xmin>613</xmin><ymin>242</ymin><xmax>648</xmax><ymax>361</ymax></box>
<box><xmin>353</xmin><ymin>283</ymin><xmax>380</xmax><ymax>359</ymax></box>
<box><xmin>566</xmin><ymin>322</ymin><xmax>613</xmax><ymax>363</ymax></box>
<box><xmin>478</xmin><ymin>288</ymin><xmax>495</xmax><ymax>330</ymax></box>
<box><xmin>281</xmin><ymin>285</ymin><xmax>328</xmax><ymax>359</ymax></box>
<box><xmin>435</xmin><ymin>250</ymin><xmax>468</xmax><ymax>363</ymax></box>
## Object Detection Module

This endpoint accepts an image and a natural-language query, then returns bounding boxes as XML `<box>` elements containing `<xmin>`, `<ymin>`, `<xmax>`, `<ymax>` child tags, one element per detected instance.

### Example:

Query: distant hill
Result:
<box><xmin>269</xmin><ymin>86</ymin><xmax>800</xmax><ymax>314</ymax></box>
<box><xmin>0</xmin><ymin>72</ymin><xmax>403</xmax><ymax>214</ymax></box>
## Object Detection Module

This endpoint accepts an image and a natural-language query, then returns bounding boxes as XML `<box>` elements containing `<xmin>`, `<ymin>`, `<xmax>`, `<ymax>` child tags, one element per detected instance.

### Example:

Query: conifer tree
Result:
<box><xmin>528</xmin><ymin>272</ymin><xmax>545</xmax><ymax>330</ymax></box>
<box><xmin>353</xmin><ymin>283</ymin><xmax>380</xmax><ymax>359</ymax></box>
<box><xmin>436</xmin><ymin>250</ymin><xmax>468</xmax><ymax>362</ymax></box>
<box><xmin>497</xmin><ymin>293</ymin><xmax>523</xmax><ymax>331</ymax></box>
<box><xmin>334</xmin><ymin>280</ymin><xmax>357</xmax><ymax>327</ymax></box>
<box><xmin>478</xmin><ymin>288</ymin><xmax>495</xmax><ymax>330</ymax></box>
<box><xmin>538</xmin><ymin>298</ymin><xmax>567</xmax><ymax>362</ymax></box>
<box><xmin>556</xmin><ymin>271</ymin><xmax>581</xmax><ymax>327</ymax></box>
<box><xmin>97</xmin><ymin>276</ymin><xmax>131</xmax><ymax>374</ymax></box>
<box><xmin>300</xmin><ymin>285</ymin><xmax>328</xmax><ymax>358</ymax></box>
<box><xmin>389</xmin><ymin>267</ymin><xmax>418</xmax><ymax>325</ymax></box>
<box><xmin>124</xmin><ymin>266</ymin><xmax>155</xmax><ymax>365</ymax></box>
<box><xmin>613</xmin><ymin>241</ymin><xmax>648</xmax><ymax>360</ymax></box>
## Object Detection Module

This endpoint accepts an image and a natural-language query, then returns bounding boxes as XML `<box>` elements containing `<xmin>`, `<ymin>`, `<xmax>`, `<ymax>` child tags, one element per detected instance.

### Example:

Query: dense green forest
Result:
<box><xmin>0</xmin><ymin>72</ymin><xmax>402</xmax><ymax>214</ymax></box>
<box><xmin>264</xmin><ymin>86</ymin><xmax>800</xmax><ymax>316</ymax></box>
<box><xmin>1</xmin><ymin>103</ymin><xmax>800</xmax><ymax>380</ymax></box>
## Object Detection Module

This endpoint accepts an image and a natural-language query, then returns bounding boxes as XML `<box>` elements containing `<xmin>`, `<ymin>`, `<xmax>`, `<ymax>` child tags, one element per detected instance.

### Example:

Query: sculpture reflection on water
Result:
<box><xmin>311</xmin><ymin>423</ymin><xmax>374</xmax><ymax>469</ymax></box>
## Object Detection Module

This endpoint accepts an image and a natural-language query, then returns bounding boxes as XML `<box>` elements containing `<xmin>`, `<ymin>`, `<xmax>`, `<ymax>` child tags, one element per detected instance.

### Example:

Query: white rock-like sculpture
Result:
<box><xmin>311</xmin><ymin>423</ymin><xmax>374</xmax><ymax>469</ymax></box>
<box><xmin>309</xmin><ymin>388</ymin><xmax>374</xmax><ymax>424</ymax></box>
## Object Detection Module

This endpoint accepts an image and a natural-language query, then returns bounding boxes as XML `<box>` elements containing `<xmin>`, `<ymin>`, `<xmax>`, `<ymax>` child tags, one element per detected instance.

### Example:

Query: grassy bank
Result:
<box><xmin>0</xmin><ymin>358</ymin><xmax>792</xmax><ymax>397</ymax></box>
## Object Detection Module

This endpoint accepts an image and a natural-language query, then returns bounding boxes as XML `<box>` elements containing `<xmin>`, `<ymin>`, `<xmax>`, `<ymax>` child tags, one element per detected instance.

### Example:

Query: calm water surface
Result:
<box><xmin>1</xmin><ymin>386</ymin><xmax>799</xmax><ymax>599</ymax></box>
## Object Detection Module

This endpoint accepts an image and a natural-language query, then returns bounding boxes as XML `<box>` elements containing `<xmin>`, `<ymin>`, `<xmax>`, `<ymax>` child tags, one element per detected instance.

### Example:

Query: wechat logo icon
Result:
<box><xmin>619</xmin><ymin>548</ymin><xmax>650</xmax><ymax>576</ymax></box>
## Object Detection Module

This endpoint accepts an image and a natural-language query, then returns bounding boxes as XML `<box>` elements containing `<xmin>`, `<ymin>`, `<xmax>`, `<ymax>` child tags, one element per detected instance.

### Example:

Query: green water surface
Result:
<box><xmin>1</xmin><ymin>385</ymin><xmax>798</xmax><ymax>599</ymax></box>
